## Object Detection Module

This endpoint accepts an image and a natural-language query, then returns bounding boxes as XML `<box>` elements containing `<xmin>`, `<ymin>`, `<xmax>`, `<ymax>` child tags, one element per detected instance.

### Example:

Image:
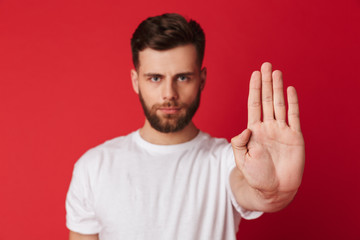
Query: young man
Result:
<box><xmin>66</xmin><ymin>13</ymin><xmax>305</xmax><ymax>240</ymax></box>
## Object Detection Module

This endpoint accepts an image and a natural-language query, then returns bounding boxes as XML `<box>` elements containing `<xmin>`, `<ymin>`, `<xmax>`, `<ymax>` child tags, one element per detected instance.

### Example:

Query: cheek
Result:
<box><xmin>180</xmin><ymin>85</ymin><xmax>200</xmax><ymax>100</ymax></box>
<box><xmin>139</xmin><ymin>86</ymin><xmax>159</xmax><ymax>102</ymax></box>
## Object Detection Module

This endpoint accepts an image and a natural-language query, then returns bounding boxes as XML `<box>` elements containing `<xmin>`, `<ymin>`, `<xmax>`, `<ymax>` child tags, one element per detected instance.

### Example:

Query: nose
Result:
<box><xmin>162</xmin><ymin>79</ymin><xmax>178</xmax><ymax>101</ymax></box>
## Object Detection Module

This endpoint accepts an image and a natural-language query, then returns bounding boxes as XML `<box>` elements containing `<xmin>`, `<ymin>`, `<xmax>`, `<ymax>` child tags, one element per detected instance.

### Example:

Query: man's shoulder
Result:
<box><xmin>197</xmin><ymin>131</ymin><xmax>230</xmax><ymax>148</ymax></box>
<box><xmin>194</xmin><ymin>131</ymin><xmax>234</xmax><ymax>170</ymax></box>
<box><xmin>75</xmin><ymin>131</ymin><xmax>138</xmax><ymax>166</ymax></box>
<box><xmin>100</xmin><ymin>130</ymin><xmax>138</xmax><ymax>149</ymax></box>
<box><xmin>192</xmin><ymin>131</ymin><xmax>233</xmax><ymax>159</ymax></box>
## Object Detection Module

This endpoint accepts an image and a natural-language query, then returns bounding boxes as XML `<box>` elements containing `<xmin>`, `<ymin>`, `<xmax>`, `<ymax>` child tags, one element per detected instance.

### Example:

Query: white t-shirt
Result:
<box><xmin>66</xmin><ymin>130</ymin><xmax>262</xmax><ymax>240</ymax></box>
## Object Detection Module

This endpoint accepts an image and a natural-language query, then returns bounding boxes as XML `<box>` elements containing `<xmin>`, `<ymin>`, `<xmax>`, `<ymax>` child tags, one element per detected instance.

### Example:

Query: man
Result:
<box><xmin>66</xmin><ymin>13</ymin><xmax>305</xmax><ymax>240</ymax></box>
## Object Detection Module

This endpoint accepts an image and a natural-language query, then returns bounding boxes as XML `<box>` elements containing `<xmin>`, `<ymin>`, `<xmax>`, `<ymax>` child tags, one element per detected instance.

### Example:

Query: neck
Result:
<box><xmin>139</xmin><ymin>120</ymin><xmax>199</xmax><ymax>145</ymax></box>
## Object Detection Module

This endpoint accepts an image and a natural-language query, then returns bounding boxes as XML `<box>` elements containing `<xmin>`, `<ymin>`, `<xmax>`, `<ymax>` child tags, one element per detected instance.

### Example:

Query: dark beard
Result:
<box><xmin>139</xmin><ymin>90</ymin><xmax>201</xmax><ymax>133</ymax></box>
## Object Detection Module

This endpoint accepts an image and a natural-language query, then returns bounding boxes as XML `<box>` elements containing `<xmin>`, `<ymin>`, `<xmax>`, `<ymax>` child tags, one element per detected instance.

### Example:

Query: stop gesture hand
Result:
<box><xmin>231</xmin><ymin>62</ymin><xmax>305</xmax><ymax>212</ymax></box>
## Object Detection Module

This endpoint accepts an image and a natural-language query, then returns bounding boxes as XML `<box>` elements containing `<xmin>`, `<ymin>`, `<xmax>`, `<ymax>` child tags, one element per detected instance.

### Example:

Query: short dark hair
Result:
<box><xmin>131</xmin><ymin>13</ymin><xmax>205</xmax><ymax>69</ymax></box>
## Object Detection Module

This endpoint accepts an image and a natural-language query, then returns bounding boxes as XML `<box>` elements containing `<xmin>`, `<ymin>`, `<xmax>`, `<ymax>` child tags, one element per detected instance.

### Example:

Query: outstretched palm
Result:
<box><xmin>232</xmin><ymin>62</ymin><xmax>305</xmax><ymax>198</ymax></box>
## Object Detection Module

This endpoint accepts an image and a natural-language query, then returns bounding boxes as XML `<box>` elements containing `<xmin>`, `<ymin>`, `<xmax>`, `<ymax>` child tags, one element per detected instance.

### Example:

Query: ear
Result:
<box><xmin>131</xmin><ymin>69</ymin><xmax>139</xmax><ymax>94</ymax></box>
<box><xmin>200</xmin><ymin>67</ymin><xmax>207</xmax><ymax>91</ymax></box>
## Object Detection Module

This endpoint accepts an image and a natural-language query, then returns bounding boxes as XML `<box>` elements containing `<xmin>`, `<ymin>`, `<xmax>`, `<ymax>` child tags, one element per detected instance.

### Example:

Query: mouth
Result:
<box><xmin>158</xmin><ymin>107</ymin><xmax>181</xmax><ymax>114</ymax></box>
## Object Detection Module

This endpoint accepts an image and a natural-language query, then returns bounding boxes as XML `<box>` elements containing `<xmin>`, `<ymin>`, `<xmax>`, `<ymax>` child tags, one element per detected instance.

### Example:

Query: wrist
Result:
<box><xmin>253</xmin><ymin>188</ymin><xmax>297</xmax><ymax>212</ymax></box>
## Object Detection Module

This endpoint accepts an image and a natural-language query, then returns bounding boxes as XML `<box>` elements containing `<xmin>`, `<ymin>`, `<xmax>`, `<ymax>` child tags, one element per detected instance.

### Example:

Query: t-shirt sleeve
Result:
<box><xmin>223</xmin><ymin>143</ymin><xmax>263</xmax><ymax>220</ymax></box>
<box><xmin>66</xmin><ymin>151</ymin><xmax>101</xmax><ymax>234</ymax></box>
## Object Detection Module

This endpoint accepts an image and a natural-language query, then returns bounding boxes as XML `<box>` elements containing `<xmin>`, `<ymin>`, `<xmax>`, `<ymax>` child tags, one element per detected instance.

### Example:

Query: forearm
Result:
<box><xmin>69</xmin><ymin>231</ymin><xmax>99</xmax><ymax>240</ymax></box>
<box><xmin>230</xmin><ymin>168</ymin><xmax>297</xmax><ymax>213</ymax></box>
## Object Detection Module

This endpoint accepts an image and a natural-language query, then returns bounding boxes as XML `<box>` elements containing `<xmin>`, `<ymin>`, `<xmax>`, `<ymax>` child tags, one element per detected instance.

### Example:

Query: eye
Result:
<box><xmin>177</xmin><ymin>75</ymin><xmax>188</xmax><ymax>82</ymax></box>
<box><xmin>150</xmin><ymin>76</ymin><xmax>160</xmax><ymax>82</ymax></box>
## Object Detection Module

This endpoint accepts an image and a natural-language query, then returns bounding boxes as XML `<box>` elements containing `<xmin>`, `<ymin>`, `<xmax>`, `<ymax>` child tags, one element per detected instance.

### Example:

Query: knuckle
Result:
<box><xmin>288</xmin><ymin>112</ymin><xmax>300</xmax><ymax>118</ymax></box>
<box><xmin>262</xmin><ymin>95</ymin><xmax>273</xmax><ymax>102</ymax></box>
<box><xmin>249</xmin><ymin>101</ymin><xmax>261</xmax><ymax>108</ymax></box>
<box><xmin>275</xmin><ymin>101</ymin><xmax>285</xmax><ymax>107</ymax></box>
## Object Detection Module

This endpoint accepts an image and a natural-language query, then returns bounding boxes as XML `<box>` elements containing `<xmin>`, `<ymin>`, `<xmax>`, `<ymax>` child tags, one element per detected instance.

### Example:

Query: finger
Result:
<box><xmin>272</xmin><ymin>70</ymin><xmax>286</xmax><ymax>122</ymax></box>
<box><xmin>231</xmin><ymin>129</ymin><xmax>252</xmax><ymax>166</ymax></box>
<box><xmin>287</xmin><ymin>86</ymin><xmax>301</xmax><ymax>131</ymax></box>
<box><xmin>247</xmin><ymin>71</ymin><xmax>261</xmax><ymax>127</ymax></box>
<box><xmin>261</xmin><ymin>62</ymin><xmax>274</xmax><ymax>121</ymax></box>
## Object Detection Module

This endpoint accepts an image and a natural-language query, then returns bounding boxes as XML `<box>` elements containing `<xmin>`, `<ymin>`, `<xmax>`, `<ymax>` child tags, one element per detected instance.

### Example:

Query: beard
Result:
<box><xmin>139</xmin><ymin>90</ymin><xmax>201</xmax><ymax>133</ymax></box>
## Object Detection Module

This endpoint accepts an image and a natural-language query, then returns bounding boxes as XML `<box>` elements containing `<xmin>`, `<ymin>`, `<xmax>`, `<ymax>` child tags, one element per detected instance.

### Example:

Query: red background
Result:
<box><xmin>1</xmin><ymin>0</ymin><xmax>359</xmax><ymax>239</ymax></box>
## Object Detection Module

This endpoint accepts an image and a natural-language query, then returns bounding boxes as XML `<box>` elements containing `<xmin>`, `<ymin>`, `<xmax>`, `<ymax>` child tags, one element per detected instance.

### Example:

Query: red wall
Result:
<box><xmin>1</xmin><ymin>0</ymin><xmax>359</xmax><ymax>239</ymax></box>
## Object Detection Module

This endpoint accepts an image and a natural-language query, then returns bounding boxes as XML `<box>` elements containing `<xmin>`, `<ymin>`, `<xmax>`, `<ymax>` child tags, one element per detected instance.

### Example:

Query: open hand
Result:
<box><xmin>231</xmin><ymin>62</ymin><xmax>305</xmax><ymax>201</ymax></box>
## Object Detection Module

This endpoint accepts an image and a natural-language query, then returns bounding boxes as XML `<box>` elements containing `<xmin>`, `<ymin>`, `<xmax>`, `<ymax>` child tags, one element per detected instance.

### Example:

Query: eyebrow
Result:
<box><xmin>175</xmin><ymin>72</ymin><xmax>195</xmax><ymax>77</ymax></box>
<box><xmin>143</xmin><ymin>72</ymin><xmax>195</xmax><ymax>77</ymax></box>
<box><xmin>143</xmin><ymin>73</ymin><xmax>163</xmax><ymax>78</ymax></box>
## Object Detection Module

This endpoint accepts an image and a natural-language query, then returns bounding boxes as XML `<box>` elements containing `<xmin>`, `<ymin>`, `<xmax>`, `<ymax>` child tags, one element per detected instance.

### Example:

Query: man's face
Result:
<box><xmin>131</xmin><ymin>44</ymin><xmax>206</xmax><ymax>133</ymax></box>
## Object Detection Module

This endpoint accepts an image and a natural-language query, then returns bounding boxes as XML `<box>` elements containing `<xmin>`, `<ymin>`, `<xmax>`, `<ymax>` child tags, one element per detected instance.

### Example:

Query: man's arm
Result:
<box><xmin>230</xmin><ymin>62</ymin><xmax>305</xmax><ymax>213</ymax></box>
<box><xmin>69</xmin><ymin>231</ymin><xmax>99</xmax><ymax>240</ymax></box>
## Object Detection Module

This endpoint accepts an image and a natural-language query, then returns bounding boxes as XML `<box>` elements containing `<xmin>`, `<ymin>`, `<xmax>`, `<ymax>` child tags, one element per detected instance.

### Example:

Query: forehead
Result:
<box><xmin>138</xmin><ymin>44</ymin><xmax>199</xmax><ymax>73</ymax></box>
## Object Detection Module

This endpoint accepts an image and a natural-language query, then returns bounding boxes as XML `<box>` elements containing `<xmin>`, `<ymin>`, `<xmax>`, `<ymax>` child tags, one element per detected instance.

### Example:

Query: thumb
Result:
<box><xmin>231</xmin><ymin>129</ymin><xmax>252</xmax><ymax>164</ymax></box>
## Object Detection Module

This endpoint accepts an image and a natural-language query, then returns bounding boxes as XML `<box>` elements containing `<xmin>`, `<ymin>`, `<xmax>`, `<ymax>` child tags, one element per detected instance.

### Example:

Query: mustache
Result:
<box><xmin>155</xmin><ymin>101</ymin><xmax>181</xmax><ymax>108</ymax></box>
